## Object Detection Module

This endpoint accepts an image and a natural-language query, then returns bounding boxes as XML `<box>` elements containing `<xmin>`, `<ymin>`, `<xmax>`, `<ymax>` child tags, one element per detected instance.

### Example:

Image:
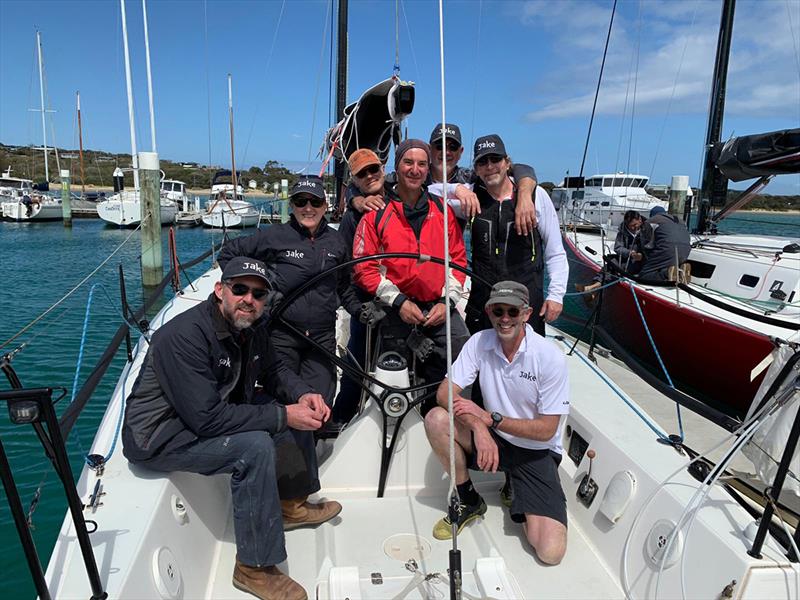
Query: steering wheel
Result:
<box><xmin>266</xmin><ymin>253</ymin><xmax>492</xmax><ymax>497</ymax></box>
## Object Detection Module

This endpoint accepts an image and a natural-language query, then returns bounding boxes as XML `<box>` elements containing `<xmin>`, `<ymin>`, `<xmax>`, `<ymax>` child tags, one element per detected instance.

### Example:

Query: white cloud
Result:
<box><xmin>519</xmin><ymin>0</ymin><xmax>800</xmax><ymax>122</ymax></box>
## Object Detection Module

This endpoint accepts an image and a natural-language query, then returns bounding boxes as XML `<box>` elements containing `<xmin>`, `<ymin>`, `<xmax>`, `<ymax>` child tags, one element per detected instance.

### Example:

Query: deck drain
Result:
<box><xmin>383</xmin><ymin>533</ymin><xmax>432</xmax><ymax>562</ymax></box>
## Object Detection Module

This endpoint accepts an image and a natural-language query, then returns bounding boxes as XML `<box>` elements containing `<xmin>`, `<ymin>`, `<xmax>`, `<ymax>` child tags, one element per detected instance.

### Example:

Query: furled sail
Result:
<box><xmin>716</xmin><ymin>127</ymin><xmax>800</xmax><ymax>182</ymax></box>
<box><xmin>325</xmin><ymin>77</ymin><xmax>415</xmax><ymax>167</ymax></box>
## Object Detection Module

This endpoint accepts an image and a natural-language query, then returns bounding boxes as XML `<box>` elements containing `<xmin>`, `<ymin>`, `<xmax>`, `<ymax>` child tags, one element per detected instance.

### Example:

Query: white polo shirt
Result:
<box><xmin>450</xmin><ymin>325</ymin><xmax>570</xmax><ymax>454</ymax></box>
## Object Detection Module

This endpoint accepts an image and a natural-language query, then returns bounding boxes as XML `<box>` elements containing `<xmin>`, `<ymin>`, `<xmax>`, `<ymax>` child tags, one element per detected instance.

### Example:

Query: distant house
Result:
<box><xmin>248</xmin><ymin>179</ymin><xmax>257</xmax><ymax>189</ymax></box>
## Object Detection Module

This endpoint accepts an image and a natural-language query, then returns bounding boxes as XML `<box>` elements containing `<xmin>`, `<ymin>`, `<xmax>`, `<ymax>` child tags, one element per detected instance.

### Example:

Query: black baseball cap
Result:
<box><xmin>485</xmin><ymin>280</ymin><xmax>529</xmax><ymax>308</ymax></box>
<box><xmin>429</xmin><ymin>123</ymin><xmax>462</xmax><ymax>147</ymax></box>
<box><xmin>290</xmin><ymin>175</ymin><xmax>325</xmax><ymax>200</ymax></box>
<box><xmin>221</xmin><ymin>257</ymin><xmax>271</xmax><ymax>287</ymax></box>
<box><xmin>473</xmin><ymin>134</ymin><xmax>507</xmax><ymax>163</ymax></box>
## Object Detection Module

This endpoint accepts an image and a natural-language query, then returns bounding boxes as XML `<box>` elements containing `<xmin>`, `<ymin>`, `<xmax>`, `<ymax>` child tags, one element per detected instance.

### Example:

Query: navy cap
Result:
<box><xmin>429</xmin><ymin>123</ymin><xmax>462</xmax><ymax>146</ymax></box>
<box><xmin>290</xmin><ymin>175</ymin><xmax>325</xmax><ymax>200</ymax></box>
<box><xmin>649</xmin><ymin>205</ymin><xmax>666</xmax><ymax>217</ymax></box>
<box><xmin>473</xmin><ymin>134</ymin><xmax>507</xmax><ymax>163</ymax></box>
<box><xmin>221</xmin><ymin>257</ymin><xmax>271</xmax><ymax>287</ymax></box>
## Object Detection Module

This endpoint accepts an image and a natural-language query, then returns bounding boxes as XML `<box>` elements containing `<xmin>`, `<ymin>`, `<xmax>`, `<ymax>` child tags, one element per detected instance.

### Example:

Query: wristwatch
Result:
<box><xmin>490</xmin><ymin>412</ymin><xmax>503</xmax><ymax>430</ymax></box>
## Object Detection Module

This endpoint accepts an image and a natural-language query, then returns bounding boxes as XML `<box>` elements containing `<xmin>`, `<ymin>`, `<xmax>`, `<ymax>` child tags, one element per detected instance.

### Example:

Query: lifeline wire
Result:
<box><xmin>0</xmin><ymin>220</ymin><xmax>143</xmax><ymax>351</ymax></box>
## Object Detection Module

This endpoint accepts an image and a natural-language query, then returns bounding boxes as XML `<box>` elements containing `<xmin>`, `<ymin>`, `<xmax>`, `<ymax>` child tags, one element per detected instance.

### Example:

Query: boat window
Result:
<box><xmin>739</xmin><ymin>274</ymin><xmax>759</xmax><ymax>288</ymax></box>
<box><xmin>622</xmin><ymin>177</ymin><xmax>633</xmax><ymax>186</ymax></box>
<box><xmin>687</xmin><ymin>260</ymin><xmax>716</xmax><ymax>279</ymax></box>
<box><xmin>603</xmin><ymin>177</ymin><xmax>613</xmax><ymax>186</ymax></box>
<box><xmin>588</xmin><ymin>178</ymin><xmax>600</xmax><ymax>186</ymax></box>
<box><xmin>601</xmin><ymin>201</ymin><xmax>610</xmax><ymax>206</ymax></box>
<box><xmin>613</xmin><ymin>177</ymin><xmax>625</xmax><ymax>186</ymax></box>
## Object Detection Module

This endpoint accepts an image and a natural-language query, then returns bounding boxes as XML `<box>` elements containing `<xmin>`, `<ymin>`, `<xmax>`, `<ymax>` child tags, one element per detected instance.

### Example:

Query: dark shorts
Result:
<box><xmin>469</xmin><ymin>430</ymin><xmax>567</xmax><ymax>526</ymax></box>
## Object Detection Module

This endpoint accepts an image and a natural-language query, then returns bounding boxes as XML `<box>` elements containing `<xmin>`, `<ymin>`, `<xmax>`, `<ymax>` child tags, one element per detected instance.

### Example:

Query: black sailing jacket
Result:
<box><xmin>218</xmin><ymin>216</ymin><xmax>361</xmax><ymax>333</ymax></box>
<box><xmin>122</xmin><ymin>296</ymin><xmax>312</xmax><ymax>462</ymax></box>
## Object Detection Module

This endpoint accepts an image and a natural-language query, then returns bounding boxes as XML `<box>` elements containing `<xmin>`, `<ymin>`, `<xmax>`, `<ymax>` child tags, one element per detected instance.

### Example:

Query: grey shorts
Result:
<box><xmin>469</xmin><ymin>430</ymin><xmax>567</xmax><ymax>526</ymax></box>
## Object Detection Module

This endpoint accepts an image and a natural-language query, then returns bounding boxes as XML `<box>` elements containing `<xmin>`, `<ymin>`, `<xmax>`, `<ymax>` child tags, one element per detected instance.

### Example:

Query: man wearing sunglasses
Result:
<box><xmin>461</xmin><ymin>134</ymin><xmax>568</xmax><ymax>337</ymax></box>
<box><xmin>428</xmin><ymin>123</ymin><xmax>539</xmax><ymax>236</ymax></box>
<box><xmin>424</xmin><ymin>280</ymin><xmax>569</xmax><ymax>565</ymax></box>
<box><xmin>123</xmin><ymin>257</ymin><xmax>336</xmax><ymax>600</ymax></box>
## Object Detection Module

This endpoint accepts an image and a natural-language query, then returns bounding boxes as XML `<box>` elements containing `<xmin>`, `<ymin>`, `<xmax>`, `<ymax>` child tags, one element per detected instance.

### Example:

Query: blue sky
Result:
<box><xmin>1</xmin><ymin>0</ymin><xmax>798</xmax><ymax>193</ymax></box>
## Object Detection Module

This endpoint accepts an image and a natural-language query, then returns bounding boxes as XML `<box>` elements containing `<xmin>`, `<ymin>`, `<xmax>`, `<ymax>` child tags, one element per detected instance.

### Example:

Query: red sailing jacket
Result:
<box><xmin>352</xmin><ymin>190</ymin><xmax>467</xmax><ymax>304</ymax></box>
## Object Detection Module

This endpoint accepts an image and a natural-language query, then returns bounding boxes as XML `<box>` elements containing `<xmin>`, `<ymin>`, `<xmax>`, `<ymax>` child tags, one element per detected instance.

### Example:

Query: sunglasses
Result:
<box><xmin>225</xmin><ymin>281</ymin><xmax>269</xmax><ymax>300</ymax></box>
<box><xmin>432</xmin><ymin>141</ymin><xmax>461</xmax><ymax>152</ymax></box>
<box><xmin>475</xmin><ymin>155</ymin><xmax>505</xmax><ymax>167</ymax></box>
<box><xmin>291</xmin><ymin>196</ymin><xmax>326</xmax><ymax>208</ymax></box>
<box><xmin>491</xmin><ymin>306</ymin><xmax>521</xmax><ymax>318</ymax></box>
<box><xmin>354</xmin><ymin>164</ymin><xmax>381</xmax><ymax>179</ymax></box>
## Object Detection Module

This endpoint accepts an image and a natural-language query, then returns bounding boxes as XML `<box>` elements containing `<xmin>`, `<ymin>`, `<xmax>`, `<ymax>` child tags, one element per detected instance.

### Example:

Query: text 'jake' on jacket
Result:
<box><xmin>351</xmin><ymin>185</ymin><xmax>467</xmax><ymax>306</ymax></box>
<box><xmin>217</xmin><ymin>215</ymin><xmax>361</xmax><ymax>331</ymax></box>
<box><xmin>122</xmin><ymin>295</ymin><xmax>313</xmax><ymax>462</ymax></box>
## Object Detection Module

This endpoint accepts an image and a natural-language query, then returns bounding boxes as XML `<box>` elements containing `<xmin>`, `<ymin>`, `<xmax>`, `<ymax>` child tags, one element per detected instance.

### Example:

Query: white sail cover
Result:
<box><xmin>743</xmin><ymin>344</ymin><xmax>800</xmax><ymax>496</ymax></box>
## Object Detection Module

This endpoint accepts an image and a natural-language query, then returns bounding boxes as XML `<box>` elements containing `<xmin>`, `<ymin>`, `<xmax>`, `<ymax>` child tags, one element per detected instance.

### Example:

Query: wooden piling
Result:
<box><xmin>139</xmin><ymin>151</ymin><xmax>163</xmax><ymax>286</ymax></box>
<box><xmin>60</xmin><ymin>169</ymin><xmax>72</xmax><ymax>227</ymax></box>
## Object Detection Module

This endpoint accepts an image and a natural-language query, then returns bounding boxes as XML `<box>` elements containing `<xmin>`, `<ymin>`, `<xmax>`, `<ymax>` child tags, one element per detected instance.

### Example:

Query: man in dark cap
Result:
<box><xmin>424</xmin><ymin>281</ymin><xmax>569</xmax><ymax>565</ymax></box>
<box><xmin>640</xmin><ymin>205</ymin><xmax>691</xmax><ymax>281</ymax></box>
<box><xmin>428</xmin><ymin>122</ymin><xmax>539</xmax><ymax>236</ymax></box>
<box><xmin>352</xmin><ymin>139</ymin><xmax>470</xmax><ymax>413</ymax></box>
<box><xmin>458</xmin><ymin>134</ymin><xmax>568</xmax><ymax>336</ymax></box>
<box><xmin>123</xmin><ymin>257</ymin><xmax>337</xmax><ymax>600</ymax></box>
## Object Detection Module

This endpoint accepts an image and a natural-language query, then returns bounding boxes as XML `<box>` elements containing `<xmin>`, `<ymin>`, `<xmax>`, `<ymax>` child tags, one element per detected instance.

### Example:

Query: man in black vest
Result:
<box><xmin>465</xmin><ymin>135</ymin><xmax>568</xmax><ymax>336</ymax></box>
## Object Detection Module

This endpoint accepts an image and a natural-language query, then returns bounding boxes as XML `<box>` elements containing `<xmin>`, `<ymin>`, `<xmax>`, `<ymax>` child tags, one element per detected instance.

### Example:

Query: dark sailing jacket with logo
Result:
<box><xmin>218</xmin><ymin>216</ymin><xmax>361</xmax><ymax>332</ymax></box>
<box><xmin>467</xmin><ymin>180</ymin><xmax>545</xmax><ymax>319</ymax></box>
<box><xmin>122</xmin><ymin>296</ymin><xmax>312</xmax><ymax>462</ymax></box>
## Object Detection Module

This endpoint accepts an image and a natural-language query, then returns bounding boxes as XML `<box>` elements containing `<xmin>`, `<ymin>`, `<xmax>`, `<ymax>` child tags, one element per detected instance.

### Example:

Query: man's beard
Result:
<box><xmin>223</xmin><ymin>300</ymin><xmax>260</xmax><ymax>330</ymax></box>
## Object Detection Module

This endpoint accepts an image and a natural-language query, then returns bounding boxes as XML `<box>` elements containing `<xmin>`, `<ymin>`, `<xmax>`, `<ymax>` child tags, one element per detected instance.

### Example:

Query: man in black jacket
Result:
<box><xmin>122</xmin><ymin>257</ymin><xmax>338</xmax><ymax>600</ymax></box>
<box><xmin>640</xmin><ymin>206</ymin><xmax>691</xmax><ymax>281</ymax></box>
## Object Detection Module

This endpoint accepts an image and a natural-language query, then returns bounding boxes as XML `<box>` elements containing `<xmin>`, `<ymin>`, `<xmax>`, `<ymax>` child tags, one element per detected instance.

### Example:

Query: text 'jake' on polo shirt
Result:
<box><xmin>450</xmin><ymin>324</ymin><xmax>570</xmax><ymax>455</ymax></box>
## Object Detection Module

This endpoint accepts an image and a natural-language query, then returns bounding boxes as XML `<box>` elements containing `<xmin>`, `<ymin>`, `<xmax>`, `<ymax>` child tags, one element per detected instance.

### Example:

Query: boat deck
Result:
<box><xmin>209</xmin><ymin>489</ymin><xmax>622</xmax><ymax>599</ymax></box>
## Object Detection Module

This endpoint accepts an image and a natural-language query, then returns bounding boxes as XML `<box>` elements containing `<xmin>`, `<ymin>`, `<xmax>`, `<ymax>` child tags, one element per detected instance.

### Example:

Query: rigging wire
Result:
<box><xmin>306</xmin><ymin>0</ymin><xmax>334</xmax><ymax>164</ymax></box>
<box><xmin>203</xmin><ymin>0</ymin><xmax>213</xmax><ymax>168</ymax></box>
<box><xmin>0</xmin><ymin>221</ymin><xmax>145</xmax><ymax>352</ymax></box>
<box><xmin>400</xmin><ymin>1</ymin><xmax>422</xmax><ymax>83</ymax></box>
<box><xmin>468</xmin><ymin>0</ymin><xmax>483</xmax><ymax>161</ymax></box>
<box><xmin>394</xmin><ymin>0</ymin><xmax>401</xmax><ymax>75</ymax></box>
<box><xmin>613</xmin><ymin>33</ymin><xmax>636</xmax><ymax>178</ymax></box>
<box><xmin>625</xmin><ymin>0</ymin><xmax>643</xmax><ymax>174</ymax></box>
<box><xmin>579</xmin><ymin>0</ymin><xmax>617</xmax><ymax>178</ymax></box>
<box><xmin>648</xmin><ymin>0</ymin><xmax>700</xmax><ymax>181</ymax></box>
<box><xmin>240</xmin><ymin>0</ymin><xmax>287</xmax><ymax>168</ymax></box>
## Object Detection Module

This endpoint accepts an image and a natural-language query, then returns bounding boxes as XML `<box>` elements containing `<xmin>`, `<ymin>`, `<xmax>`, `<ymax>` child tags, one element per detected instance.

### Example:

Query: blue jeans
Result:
<box><xmin>138</xmin><ymin>429</ymin><xmax>290</xmax><ymax>567</ymax></box>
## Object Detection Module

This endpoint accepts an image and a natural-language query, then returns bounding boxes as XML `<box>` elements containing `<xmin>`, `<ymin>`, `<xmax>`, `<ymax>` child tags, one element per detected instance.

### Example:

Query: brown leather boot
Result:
<box><xmin>281</xmin><ymin>496</ymin><xmax>342</xmax><ymax>531</ymax></box>
<box><xmin>232</xmin><ymin>560</ymin><xmax>307</xmax><ymax>600</ymax></box>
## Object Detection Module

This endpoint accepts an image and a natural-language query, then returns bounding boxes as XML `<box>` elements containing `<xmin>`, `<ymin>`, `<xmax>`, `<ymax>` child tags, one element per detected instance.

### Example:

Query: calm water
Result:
<box><xmin>0</xmin><ymin>210</ymin><xmax>798</xmax><ymax>599</ymax></box>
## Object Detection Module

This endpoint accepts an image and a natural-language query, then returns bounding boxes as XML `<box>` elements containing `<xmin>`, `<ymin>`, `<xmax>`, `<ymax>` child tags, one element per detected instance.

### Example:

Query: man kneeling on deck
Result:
<box><xmin>424</xmin><ymin>281</ymin><xmax>570</xmax><ymax>565</ymax></box>
<box><xmin>122</xmin><ymin>257</ymin><xmax>340</xmax><ymax>600</ymax></box>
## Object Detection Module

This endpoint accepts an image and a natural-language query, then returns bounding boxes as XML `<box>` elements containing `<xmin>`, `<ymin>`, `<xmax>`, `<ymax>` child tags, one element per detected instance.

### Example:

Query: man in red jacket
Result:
<box><xmin>352</xmin><ymin>139</ymin><xmax>469</xmax><ymax>413</ymax></box>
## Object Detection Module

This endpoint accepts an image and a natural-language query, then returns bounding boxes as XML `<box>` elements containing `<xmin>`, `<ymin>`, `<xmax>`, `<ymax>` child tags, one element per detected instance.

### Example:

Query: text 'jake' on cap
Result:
<box><xmin>429</xmin><ymin>123</ymin><xmax>462</xmax><ymax>146</ymax></box>
<box><xmin>485</xmin><ymin>280</ymin><xmax>529</xmax><ymax>308</ymax></box>
<box><xmin>473</xmin><ymin>134</ymin><xmax>507</xmax><ymax>163</ymax></box>
<box><xmin>290</xmin><ymin>175</ymin><xmax>325</xmax><ymax>200</ymax></box>
<box><xmin>222</xmin><ymin>257</ymin><xmax>271</xmax><ymax>287</ymax></box>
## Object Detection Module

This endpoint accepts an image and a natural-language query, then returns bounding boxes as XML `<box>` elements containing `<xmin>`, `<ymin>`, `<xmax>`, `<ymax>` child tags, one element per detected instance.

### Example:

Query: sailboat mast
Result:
<box><xmin>334</xmin><ymin>0</ymin><xmax>348</xmax><ymax>208</ymax></box>
<box><xmin>120</xmin><ymin>0</ymin><xmax>140</xmax><ymax>191</ymax></box>
<box><xmin>36</xmin><ymin>30</ymin><xmax>49</xmax><ymax>182</ymax></box>
<box><xmin>142</xmin><ymin>0</ymin><xmax>157</xmax><ymax>153</ymax></box>
<box><xmin>696</xmin><ymin>0</ymin><xmax>736</xmax><ymax>233</ymax></box>
<box><xmin>228</xmin><ymin>74</ymin><xmax>238</xmax><ymax>199</ymax></box>
<box><xmin>77</xmin><ymin>92</ymin><xmax>86</xmax><ymax>195</ymax></box>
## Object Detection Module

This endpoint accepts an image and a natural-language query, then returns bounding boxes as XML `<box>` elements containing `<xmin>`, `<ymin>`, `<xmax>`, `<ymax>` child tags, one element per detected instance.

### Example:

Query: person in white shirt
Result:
<box><xmin>424</xmin><ymin>280</ymin><xmax>570</xmax><ymax>565</ymax></box>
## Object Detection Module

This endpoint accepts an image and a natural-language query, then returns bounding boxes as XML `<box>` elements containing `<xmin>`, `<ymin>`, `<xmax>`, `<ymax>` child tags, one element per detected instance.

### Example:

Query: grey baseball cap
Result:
<box><xmin>485</xmin><ymin>280</ymin><xmax>529</xmax><ymax>308</ymax></box>
<box><xmin>221</xmin><ymin>256</ymin><xmax>271</xmax><ymax>287</ymax></box>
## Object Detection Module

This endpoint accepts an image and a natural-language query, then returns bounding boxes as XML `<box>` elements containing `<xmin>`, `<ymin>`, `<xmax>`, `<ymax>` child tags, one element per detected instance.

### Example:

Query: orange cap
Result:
<box><xmin>348</xmin><ymin>148</ymin><xmax>381</xmax><ymax>175</ymax></box>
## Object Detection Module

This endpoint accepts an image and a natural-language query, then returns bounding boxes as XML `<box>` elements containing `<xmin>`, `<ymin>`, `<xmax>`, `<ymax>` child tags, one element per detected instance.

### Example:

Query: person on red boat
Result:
<box><xmin>352</xmin><ymin>139</ymin><xmax>469</xmax><ymax>414</ymax></box>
